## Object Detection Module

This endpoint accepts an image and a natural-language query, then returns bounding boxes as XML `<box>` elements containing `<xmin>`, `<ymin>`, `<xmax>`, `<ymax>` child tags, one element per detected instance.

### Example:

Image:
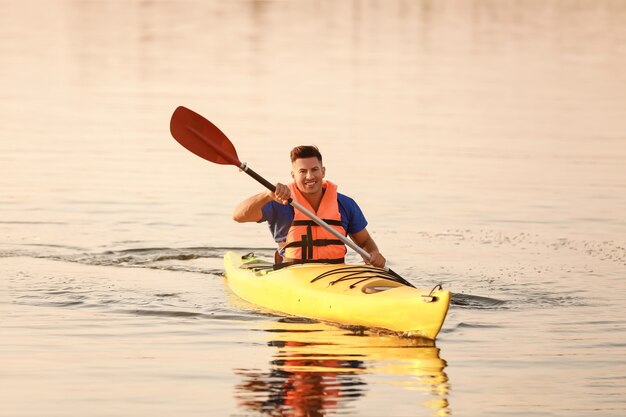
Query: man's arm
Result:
<box><xmin>349</xmin><ymin>228</ymin><xmax>386</xmax><ymax>268</ymax></box>
<box><xmin>232</xmin><ymin>192</ymin><xmax>272</xmax><ymax>223</ymax></box>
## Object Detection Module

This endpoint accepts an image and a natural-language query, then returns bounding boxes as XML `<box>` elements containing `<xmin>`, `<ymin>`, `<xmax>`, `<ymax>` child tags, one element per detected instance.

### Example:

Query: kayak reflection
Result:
<box><xmin>234</xmin><ymin>318</ymin><xmax>450</xmax><ymax>416</ymax></box>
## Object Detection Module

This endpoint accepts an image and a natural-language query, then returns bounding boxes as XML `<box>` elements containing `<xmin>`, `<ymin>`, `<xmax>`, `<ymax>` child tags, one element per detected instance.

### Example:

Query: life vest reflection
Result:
<box><xmin>234</xmin><ymin>319</ymin><xmax>450</xmax><ymax>416</ymax></box>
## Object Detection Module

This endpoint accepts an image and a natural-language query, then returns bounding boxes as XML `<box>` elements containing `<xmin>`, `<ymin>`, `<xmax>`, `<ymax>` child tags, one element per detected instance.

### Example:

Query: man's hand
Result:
<box><xmin>269</xmin><ymin>183</ymin><xmax>291</xmax><ymax>205</ymax></box>
<box><xmin>365</xmin><ymin>250</ymin><xmax>386</xmax><ymax>269</ymax></box>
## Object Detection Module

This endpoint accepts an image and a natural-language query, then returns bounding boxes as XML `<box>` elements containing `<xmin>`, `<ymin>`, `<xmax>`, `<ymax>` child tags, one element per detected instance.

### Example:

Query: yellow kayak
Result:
<box><xmin>223</xmin><ymin>251</ymin><xmax>450</xmax><ymax>340</ymax></box>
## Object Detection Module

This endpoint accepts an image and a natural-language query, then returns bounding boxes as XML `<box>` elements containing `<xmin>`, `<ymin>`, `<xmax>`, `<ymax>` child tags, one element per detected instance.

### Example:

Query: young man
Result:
<box><xmin>232</xmin><ymin>145</ymin><xmax>386</xmax><ymax>268</ymax></box>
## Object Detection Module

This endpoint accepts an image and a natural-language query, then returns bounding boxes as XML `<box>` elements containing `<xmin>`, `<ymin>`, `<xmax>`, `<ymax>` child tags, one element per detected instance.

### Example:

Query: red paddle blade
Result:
<box><xmin>170</xmin><ymin>106</ymin><xmax>241</xmax><ymax>167</ymax></box>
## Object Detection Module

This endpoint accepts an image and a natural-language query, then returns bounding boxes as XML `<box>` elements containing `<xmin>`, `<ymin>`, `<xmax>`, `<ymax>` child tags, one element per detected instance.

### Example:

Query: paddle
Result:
<box><xmin>169</xmin><ymin>106</ymin><xmax>414</xmax><ymax>287</ymax></box>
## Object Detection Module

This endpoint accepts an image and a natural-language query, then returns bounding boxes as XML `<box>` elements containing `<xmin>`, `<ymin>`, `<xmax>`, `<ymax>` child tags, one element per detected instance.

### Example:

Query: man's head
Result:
<box><xmin>290</xmin><ymin>145</ymin><xmax>325</xmax><ymax>195</ymax></box>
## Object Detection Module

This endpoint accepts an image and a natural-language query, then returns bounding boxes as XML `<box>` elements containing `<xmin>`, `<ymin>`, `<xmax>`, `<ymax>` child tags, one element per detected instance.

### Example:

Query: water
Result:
<box><xmin>1</xmin><ymin>1</ymin><xmax>625</xmax><ymax>416</ymax></box>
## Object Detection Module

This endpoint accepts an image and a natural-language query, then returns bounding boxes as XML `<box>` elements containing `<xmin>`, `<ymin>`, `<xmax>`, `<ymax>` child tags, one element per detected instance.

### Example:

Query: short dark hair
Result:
<box><xmin>290</xmin><ymin>145</ymin><xmax>323</xmax><ymax>164</ymax></box>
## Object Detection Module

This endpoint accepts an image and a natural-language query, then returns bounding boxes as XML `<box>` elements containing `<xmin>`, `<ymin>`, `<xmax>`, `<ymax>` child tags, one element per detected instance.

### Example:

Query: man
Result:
<box><xmin>232</xmin><ymin>145</ymin><xmax>386</xmax><ymax>268</ymax></box>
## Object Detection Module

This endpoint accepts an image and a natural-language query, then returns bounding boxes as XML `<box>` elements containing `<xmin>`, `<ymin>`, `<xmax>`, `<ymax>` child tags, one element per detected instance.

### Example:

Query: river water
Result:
<box><xmin>1</xmin><ymin>1</ymin><xmax>625</xmax><ymax>416</ymax></box>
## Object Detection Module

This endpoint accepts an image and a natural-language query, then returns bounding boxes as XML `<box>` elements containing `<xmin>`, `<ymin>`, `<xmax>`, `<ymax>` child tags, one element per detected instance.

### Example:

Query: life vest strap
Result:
<box><xmin>283</xmin><ymin>239</ymin><xmax>345</xmax><ymax>249</ymax></box>
<box><xmin>291</xmin><ymin>219</ymin><xmax>343</xmax><ymax>227</ymax></box>
<box><xmin>301</xmin><ymin>234</ymin><xmax>312</xmax><ymax>260</ymax></box>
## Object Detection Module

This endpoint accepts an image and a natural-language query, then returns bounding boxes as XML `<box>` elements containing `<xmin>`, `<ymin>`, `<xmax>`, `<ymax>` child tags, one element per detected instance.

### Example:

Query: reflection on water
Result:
<box><xmin>235</xmin><ymin>346</ymin><xmax>365</xmax><ymax>417</ymax></box>
<box><xmin>235</xmin><ymin>319</ymin><xmax>449</xmax><ymax>416</ymax></box>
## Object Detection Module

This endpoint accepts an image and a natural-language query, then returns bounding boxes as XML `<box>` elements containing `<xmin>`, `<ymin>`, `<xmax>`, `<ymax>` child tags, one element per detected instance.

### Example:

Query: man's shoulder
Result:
<box><xmin>337</xmin><ymin>192</ymin><xmax>358</xmax><ymax>206</ymax></box>
<box><xmin>337</xmin><ymin>192</ymin><xmax>362</xmax><ymax>215</ymax></box>
<box><xmin>337</xmin><ymin>192</ymin><xmax>367</xmax><ymax>233</ymax></box>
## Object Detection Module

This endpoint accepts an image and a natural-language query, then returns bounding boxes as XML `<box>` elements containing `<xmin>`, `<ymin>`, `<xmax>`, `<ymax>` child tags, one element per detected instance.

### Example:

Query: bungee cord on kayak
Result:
<box><xmin>310</xmin><ymin>266</ymin><xmax>414</xmax><ymax>289</ymax></box>
<box><xmin>240</xmin><ymin>253</ymin><xmax>411</xmax><ymax>289</ymax></box>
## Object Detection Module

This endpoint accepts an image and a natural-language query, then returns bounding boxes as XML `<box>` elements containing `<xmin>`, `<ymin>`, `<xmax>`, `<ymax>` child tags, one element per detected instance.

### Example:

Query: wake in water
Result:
<box><xmin>58</xmin><ymin>246</ymin><xmax>275</xmax><ymax>274</ymax></box>
<box><xmin>450</xmin><ymin>293</ymin><xmax>506</xmax><ymax>308</ymax></box>
<box><xmin>7</xmin><ymin>224</ymin><xmax>620</xmax><ymax>321</ymax></box>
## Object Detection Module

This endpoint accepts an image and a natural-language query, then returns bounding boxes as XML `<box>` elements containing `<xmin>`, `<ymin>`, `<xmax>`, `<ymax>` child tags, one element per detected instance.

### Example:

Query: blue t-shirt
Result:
<box><xmin>259</xmin><ymin>192</ymin><xmax>368</xmax><ymax>245</ymax></box>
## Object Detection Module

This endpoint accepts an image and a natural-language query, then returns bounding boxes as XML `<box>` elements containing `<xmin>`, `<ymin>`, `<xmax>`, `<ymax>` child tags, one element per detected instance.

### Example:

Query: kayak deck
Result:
<box><xmin>223</xmin><ymin>251</ymin><xmax>450</xmax><ymax>340</ymax></box>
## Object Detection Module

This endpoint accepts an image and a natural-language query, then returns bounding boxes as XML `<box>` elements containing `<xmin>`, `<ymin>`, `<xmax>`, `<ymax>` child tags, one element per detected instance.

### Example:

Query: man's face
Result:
<box><xmin>291</xmin><ymin>157</ymin><xmax>326</xmax><ymax>195</ymax></box>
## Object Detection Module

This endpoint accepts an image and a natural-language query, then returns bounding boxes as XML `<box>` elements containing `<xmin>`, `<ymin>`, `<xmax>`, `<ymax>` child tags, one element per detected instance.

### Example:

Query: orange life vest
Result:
<box><xmin>283</xmin><ymin>181</ymin><xmax>347</xmax><ymax>263</ymax></box>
